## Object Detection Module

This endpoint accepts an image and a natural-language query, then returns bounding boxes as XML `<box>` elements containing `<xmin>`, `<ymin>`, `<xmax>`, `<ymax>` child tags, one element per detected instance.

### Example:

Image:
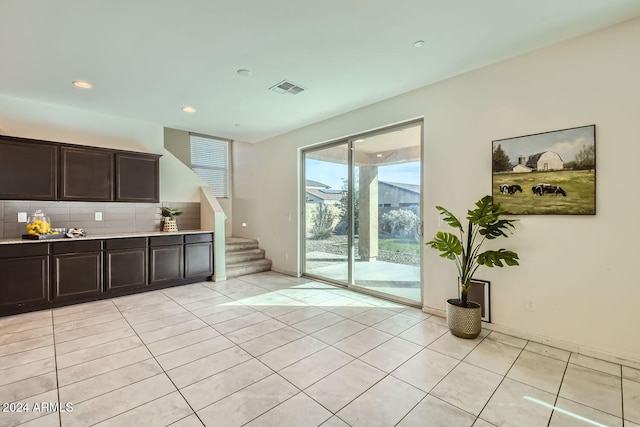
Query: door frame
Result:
<box><xmin>300</xmin><ymin>119</ymin><xmax>424</xmax><ymax>307</ymax></box>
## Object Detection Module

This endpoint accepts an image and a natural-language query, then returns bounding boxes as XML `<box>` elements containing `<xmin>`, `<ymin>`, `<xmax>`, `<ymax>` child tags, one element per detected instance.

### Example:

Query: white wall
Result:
<box><xmin>0</xmin><ymin>94</ymin><xmax>204</xmax><ymax>202</ymax></box>
<box><xmin>232</xmin><ymin>18</ymin><xmax>640</xmax><ymax>362</ymax></box>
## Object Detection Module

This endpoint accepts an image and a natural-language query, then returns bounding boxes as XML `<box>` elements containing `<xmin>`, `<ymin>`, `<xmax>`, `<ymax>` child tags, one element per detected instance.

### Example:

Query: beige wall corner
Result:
<box><xmin>200</xmin><ymin>186</ymin><xmax>228</xmax><ymax>281</ymax></box>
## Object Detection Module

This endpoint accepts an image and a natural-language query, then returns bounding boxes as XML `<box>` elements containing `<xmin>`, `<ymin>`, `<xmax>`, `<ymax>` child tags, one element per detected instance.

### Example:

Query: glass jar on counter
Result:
<box><xmin>26</xmin><ymin>210</ymin><xmax>51</xmax><ymax>236</ymax></box>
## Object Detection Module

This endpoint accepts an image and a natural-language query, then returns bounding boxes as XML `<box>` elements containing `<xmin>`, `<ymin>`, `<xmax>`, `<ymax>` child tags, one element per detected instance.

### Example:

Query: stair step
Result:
<box><xmin>226</xmin><ymin>259</ymin><xmax>272</xmax><ymax>279</ymax></box>
<box><xmin>226</xmin><ymin>248</ymin><xmax>265</xmax><ymax>265</ymax></box>
<box><xmin>225</xmin><ymin>239</ymin><xmax>259</xmax><ymax>253</ymax></box>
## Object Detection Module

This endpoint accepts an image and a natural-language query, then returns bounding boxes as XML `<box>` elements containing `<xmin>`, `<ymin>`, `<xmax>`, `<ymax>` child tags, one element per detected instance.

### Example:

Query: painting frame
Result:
<box><xmin>467</xmin><ymin>279</ymin><xmax>491</xmax><ymax>323</ymax></box>
<box><xmin>492</xmin><ymin>124</ymin><xmax>596</xmax><ymax>215</ymax></box>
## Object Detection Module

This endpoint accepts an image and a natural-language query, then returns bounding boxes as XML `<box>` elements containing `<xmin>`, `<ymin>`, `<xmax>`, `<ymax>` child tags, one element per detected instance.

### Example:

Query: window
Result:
<box><xmin>190</xmin><ymin>134</ymin><xmax>230</xmax><ymax>197</ymax></box>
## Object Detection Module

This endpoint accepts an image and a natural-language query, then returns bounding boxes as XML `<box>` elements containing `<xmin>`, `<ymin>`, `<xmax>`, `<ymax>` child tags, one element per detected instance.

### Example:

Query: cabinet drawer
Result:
<box><xmin>105</xmin><ymin>237</ymin><xmax>147</xmax><ymax>250</ymax></box>
<box><xmin>149</xmin><ymin>235</ymin><xmax>184</xmax><ymax>246</ymax></box>
<box><xmin>0</xmin><ymin>243</ymin><xmax>50</xmax><ymax>259</ymax></box>
<box><xmin>53</xmin><ymin>240</ymin><xmax>102</xmax><ymax>254</ymax></box>
<box><xmin>185</xmin><ymin>233</ymin><xmax>213</xmax><ymax>244</ymax></box>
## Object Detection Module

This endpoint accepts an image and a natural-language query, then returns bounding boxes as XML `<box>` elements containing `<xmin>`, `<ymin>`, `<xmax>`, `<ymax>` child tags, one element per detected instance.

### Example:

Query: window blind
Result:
<box><xmin>190</xmin><ymin>134</ymin><xmax>230</xmax><ymax>197</ymax></box>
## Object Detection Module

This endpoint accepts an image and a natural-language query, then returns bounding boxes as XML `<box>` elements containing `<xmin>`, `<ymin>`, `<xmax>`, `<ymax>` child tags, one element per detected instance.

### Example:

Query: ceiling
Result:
<box><xmin>1</xmin><ymin>1</ymin><xmax>639</xmax><ymax>143</ymax></box>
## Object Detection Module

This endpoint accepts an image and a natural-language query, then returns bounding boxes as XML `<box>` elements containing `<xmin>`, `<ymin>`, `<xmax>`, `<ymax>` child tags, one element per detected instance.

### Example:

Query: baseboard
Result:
<box><xmin>422</xmin><ymin>307</ymin><xmax>640</xmax><ymax>369</ymax></box>
<box><xmin>271</xmin><ymin>266</ymin><xmax>299</xmax><ymax>277</ymax></box>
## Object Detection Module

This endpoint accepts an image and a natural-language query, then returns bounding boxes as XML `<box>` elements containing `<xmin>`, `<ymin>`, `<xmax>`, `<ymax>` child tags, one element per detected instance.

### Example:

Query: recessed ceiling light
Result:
<box><xmin>72</xmin><ymin>80</ymin><xmax>92</xmax><ymax>89</ymax></box>
<box><xmin>237</xmin><ymin>69</ymin><xmax>251</xmax><ymax>77</ymax></box>
<box><xmin>354</xmin><ymin>139</ymin><xmax>365</xmax><ymax>143</ymax></box>
<box><xmin>413</xmin><ymin>40</ymin><xmax>425</xmax><ymax>48</ymax></box>
<box><xmin>376</xmin><ymin>154</ymin><xmax>383</xmax><ymax>158</ymax></box>
<box><xmin>182</xmin><ymin>106</ymin><xmax>196</xmax><ymax>113</ymax></box>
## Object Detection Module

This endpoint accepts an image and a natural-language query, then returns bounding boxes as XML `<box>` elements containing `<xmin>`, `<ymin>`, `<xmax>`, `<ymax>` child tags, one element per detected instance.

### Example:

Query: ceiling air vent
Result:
<box><xmin>269</xmin><ymin>80</ymin><xmax>306</xmax><ymax>95</ymax></box>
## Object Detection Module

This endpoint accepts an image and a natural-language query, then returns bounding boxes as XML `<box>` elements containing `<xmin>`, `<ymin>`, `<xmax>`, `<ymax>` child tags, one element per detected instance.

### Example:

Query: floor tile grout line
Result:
<box><xmin>51</xmin><ymin>310</ymin><xmax>63</xmax><ymax>427</ymax></box>
<box><xmin>0</xmin><ymin>338</ymin><xmax>55</xmax><ymax>362</ymax></box>
<box><xmin>112</xmin><ymin>300</ymin><xmax>209</xmax><ymax>427</ymax></box>
<box><xmin>620</xmin><ymin>363</ymin><xmax>626</xmax><ymax>425</ymax></box>
<box><xmin>52</xmin><ymin>308</ymin><xmax>123</xmax><ymax>326</ymax></box>
<box><xmin>4</xmin><ymin>273</ymin><xmax>633</xmax><ymax>426</ymax></box>
<box><xmin>146</xmin><ymin>326</ymin><xmax>222</xmax><ymax>357</ymax></box>
<box><xmin>53</xmin><ymin>316</ymin><xmax>128</xmax><ymax>337</ymax></box>
<box><xmin>70</xmin><ymin>376</ymin><xmax>178</xmax><ymax>425</ymax></box>
<box><xmin>548</xmin><ymin>356</ymin><xmax>571</xmax><ymax>427</ymax></box>
<box><xmin>53</xmin><ymin>339</ymin><xmax>147</xmax><ymax>372</ymax></box>
<box><xmin>53</xmin><ymin>328</ymin><xmax>137</xmax><ymax>357</ymax></box>
<box><xmin>0</xmin><ymin>320</ymin><xmax>55</xmax><ymax>336</ymax></box>
<box><xmin>0</xmin><ymin>327</ymin><xmax>54</xmax><ymax>347</ymax></box>
<box><xmin>470</xmin><ymin>342</ymin><xmax>528</xmax><ymax>424</ymax></box>
<box><xmin>127</xmin><ymin>310</ymin><xmax>202</xmax><ymax>331</ymax></box>
<box><xmin>400</xmin><ymin>332</ymin><xmax>497</xmax><ymax>422</ymax></box>
<box><xmin>54</xmin><ymin>351</ymin><xmax>155</xmax><ymax>390</ymax></box>
<box><xmin>135</xmin><ymin>318</ymin><xmax>212</xmax><ymax>345</ymax></box>
<box><xmin>53</xmin><ymin>319</ymin><xmax>133</xmax><ymax>344</ymax></box>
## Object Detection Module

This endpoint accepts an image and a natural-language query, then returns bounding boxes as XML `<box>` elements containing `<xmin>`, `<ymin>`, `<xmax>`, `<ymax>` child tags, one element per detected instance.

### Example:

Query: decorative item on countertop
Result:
<box><xmin>426</xmin><ymin>195</ymin><xmax>520</xmax><ymax>338</ymax></box>
<box><xmin>22</xmin><ymin>210</ymin><xmax>64</xmax><ymax>240</ymax></box>
<box><xmin>161</xmin><ymin>207</ymin><xmax>182</xmax><ymax>232</ymax></box>
<box><xmin>66</xmin><ymin>228</ymin><xmax>87</xmax><ymax>238</ymax></box>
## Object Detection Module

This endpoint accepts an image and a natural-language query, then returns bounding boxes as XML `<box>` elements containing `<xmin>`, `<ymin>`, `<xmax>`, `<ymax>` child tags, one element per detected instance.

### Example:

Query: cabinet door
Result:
<box><xmin>105</xmin><ymin>248</ymin><xmax>147</xmax><ymax>291</ymax></box>
<box><xmin>115</xmin><ymin>153</ymin><xmax>160</xmax><ymax>202</ymax></box>
<box><xmin>0</xmin><ymin>256</ymin><xmax>50</xmax><ymax>308</ymax></box>
<box><xmin>53</xmin><ymin>253</ymin><xmax>102</xmax><ymax>299</ymax></box>
<box><xmin>185</xmin><ymin>242</ymin><xmax>213</xmax><ymax>278</ymax></box>
<box><xmin>149</xmin><ymin>245</ymin><xmax>184</xmax><ymax>284</ymax></box>
<box><xmin>60</xmin><ymin>147</ymin><xmax>113</xmax><ymax>201</ymax></box>
<box><xmin>0</xmin><ymin>137</ymin><xmax>57</xmax><ymax>200</ymax></box>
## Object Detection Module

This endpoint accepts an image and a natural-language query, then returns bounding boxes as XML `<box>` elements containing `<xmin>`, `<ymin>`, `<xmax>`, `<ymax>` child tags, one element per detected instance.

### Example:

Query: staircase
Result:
<box><xmin>225</xmin><ymin>237</ymin><xmax>272</xmax><ymax>279</ymax></box>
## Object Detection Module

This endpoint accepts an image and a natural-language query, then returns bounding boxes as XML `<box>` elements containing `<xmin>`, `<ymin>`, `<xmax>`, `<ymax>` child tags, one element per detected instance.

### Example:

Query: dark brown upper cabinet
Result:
<box><xmin>0</xmin><ymin>136</ymin><xmax>58</xmax><ymax>200</ymax></box>
<box><xmin>60</xmin><ymin>146</ymin><xmax>114</xmax><ymax>201</ymax></box>
<box><xmin>115</xmin><ymin>152</ymin><xmax>160</xmax><ymax>202</ymax></box>
<box><xmin>0</xmin><ymin>135</ymin><xmax>161</xmax><ymax>203</ymax></box>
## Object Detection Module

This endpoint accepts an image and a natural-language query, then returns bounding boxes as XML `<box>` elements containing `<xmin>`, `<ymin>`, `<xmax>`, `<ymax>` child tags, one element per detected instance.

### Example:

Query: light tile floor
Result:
<box><xmin>0</xmin><ymin>271</ymin><xmax>638</xmax><ymax>427</ymax></box>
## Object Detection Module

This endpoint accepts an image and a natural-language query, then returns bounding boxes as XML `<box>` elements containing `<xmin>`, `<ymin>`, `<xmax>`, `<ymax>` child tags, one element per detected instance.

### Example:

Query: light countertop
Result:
<box><xmin>0</xmin><ymin>230</ymin><xmax>212</xmax><ymax>245</ymax></box>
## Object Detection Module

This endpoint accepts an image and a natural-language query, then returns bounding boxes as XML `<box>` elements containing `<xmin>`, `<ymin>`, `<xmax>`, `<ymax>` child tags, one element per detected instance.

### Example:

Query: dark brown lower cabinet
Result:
<box><xmin>105</xmin><ymin>238</ymin><xmax>148</xmax><ymax>291</ymax></box>
<box><xmin>185</xmin><ymin>233</ymin><xmax>213</xmax><ymax>278</ymax></box>
<box><xmin>53</xmin><ymin>240</ymin><xmax>103</xmax><ymax>300</ymax></box>
<box><xmin>0</xmin><ymin>256</ymin><xmax>50</xmax><ymax>308</ymax></box>
<box><xmin>149</xmin><ymin>235</ymin><xmax>184</xmax><ymax>285</ymax></box>
<box><xmin>1</xmin><ymin>232</ymin><xmax>214</xmax><ymax>316</ymax></box>
<box><xmin>0</xmin><ymin>244</ymin><xmax>50</xmax><ymax>309</ymax></box>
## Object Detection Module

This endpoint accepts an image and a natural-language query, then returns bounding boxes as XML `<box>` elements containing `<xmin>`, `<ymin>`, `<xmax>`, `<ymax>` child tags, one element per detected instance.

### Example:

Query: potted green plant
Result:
<box><xmin>161</xmin><ymin>207</ymin><xmax>182</xmax><ymax>232</ymax></box>
<box><xmin>426</xmin><ymin>195</ymin><xmax>519</xmax><ymax>338</ymax></box>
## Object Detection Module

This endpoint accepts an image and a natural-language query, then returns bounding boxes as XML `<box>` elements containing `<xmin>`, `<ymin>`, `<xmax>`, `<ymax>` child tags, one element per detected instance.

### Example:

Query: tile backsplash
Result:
<box><xmin>0</xmin><ymin>200</ymin><xmax>201</xmax><ymax>239</ymax></box>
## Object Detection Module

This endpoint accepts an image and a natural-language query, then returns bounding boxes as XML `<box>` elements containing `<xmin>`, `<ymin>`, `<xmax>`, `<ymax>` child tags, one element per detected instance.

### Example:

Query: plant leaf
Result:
<box><xmin>435</xmin><ymin>206</ymin><xmax>462</xmax><ymax>231</ymax></box>
<box><xmin>425</xmin><ymin>232</ymin><xmax>462</xmax><ymax>260</ymax></box>
<box><xmin>468</xmin><ymin>196</ymin><xmax>517</xmax><ymax>240</ymax></box>
<box><xmin>477</xmin><ymin>249</ymin><xmax>519</xmax><ymax>267</ymax></box>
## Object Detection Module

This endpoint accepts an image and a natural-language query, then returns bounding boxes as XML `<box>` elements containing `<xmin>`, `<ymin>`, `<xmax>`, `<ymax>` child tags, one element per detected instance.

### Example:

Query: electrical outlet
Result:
<box><xmin>95</xmin><ymin>212</ymin><xmax>103</xmax><ymax>221</ymax></box>
<box><xmin>18</xmin><ymin>212</ymin><xmax>28</xmax><ymax>223</ymax></box>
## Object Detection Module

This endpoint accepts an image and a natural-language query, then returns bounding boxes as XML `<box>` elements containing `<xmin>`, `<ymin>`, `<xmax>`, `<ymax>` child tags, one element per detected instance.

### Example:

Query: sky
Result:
<box><xmin>305</xmin><ymin>159</ymin><xmax>421</xmax><ymax>190</ymax></box>
<box><xmin>493</xmin><ymin>125</ymin><xmax>595</xmax><ymax>165</ymax></box>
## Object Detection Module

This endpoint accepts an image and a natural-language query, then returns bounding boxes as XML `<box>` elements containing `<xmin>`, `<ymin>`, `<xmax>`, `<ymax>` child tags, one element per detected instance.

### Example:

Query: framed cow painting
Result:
<box><xmin>491</xmin><ymin>124</ymin><xmax>596</xmax><ymax>215</ymax></box>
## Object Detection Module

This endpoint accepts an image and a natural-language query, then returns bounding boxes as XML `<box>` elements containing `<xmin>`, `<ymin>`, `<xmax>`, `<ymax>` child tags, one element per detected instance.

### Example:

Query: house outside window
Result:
<box><xmin>190</xmin><ymin>134</ymin><xmax>231</xmax><ymax>198</ymax></box>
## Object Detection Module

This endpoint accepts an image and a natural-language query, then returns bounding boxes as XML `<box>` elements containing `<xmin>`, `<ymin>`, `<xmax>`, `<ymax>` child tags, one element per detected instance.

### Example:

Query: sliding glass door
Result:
<box><xmin>303</xmin><ymin>141</ymin><xmax>350</xmax><ymax>284</ymax></box>
<box><xmin>302</xmin><ymin>121</ymin><xmax>422</xmax><ymax>305</ymax></box>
